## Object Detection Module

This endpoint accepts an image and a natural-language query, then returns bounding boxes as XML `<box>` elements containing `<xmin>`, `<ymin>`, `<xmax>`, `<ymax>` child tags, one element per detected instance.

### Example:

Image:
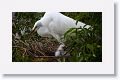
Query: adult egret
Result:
<box><xmin>31</xmin><ymin>12</ymin><xmax>91</xmax><ymax>56</ymax></box>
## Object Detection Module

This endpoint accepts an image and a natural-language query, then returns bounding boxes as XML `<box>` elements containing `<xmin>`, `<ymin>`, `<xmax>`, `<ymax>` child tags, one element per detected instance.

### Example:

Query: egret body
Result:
<box><xmin>31</xmin><ymin>12</ymin><xmax>91</xmax><ymax>56</ymax></box>
<box><xmin>32</xmin><ymin>12</ymin><xmax>90</xmax><ymax>43</ymax></box>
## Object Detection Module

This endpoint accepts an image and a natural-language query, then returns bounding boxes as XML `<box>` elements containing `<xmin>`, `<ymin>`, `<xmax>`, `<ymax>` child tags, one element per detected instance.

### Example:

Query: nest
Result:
<box><xmin>12</xmin><ymin>33</ymin><xmax>61</xmax><ymax>61</ymax></box>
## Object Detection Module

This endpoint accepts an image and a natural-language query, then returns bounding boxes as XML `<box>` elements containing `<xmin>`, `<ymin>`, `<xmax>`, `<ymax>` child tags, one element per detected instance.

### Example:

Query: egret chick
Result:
<box><xmin>55</xmin><ymin>44</ymin><xmax>65</xmax><ymax>56</ymax></box>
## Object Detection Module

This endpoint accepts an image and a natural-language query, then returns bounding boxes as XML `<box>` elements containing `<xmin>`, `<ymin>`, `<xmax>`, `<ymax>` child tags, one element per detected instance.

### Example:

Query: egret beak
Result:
<box><xmin>29</xmin><ymin>29</ymin><xmax>35</xmax><ymax>36</ymax></box>
<box><xmin>29</xmin><ymin>21</ymin><xmax>41</xmax><ymax>37</ymax></box>
<box><xmin>30</xmin><ymin>26</ymin><xmax>38</xmax><ymax>35</ymax></box>
<box><xmin>29</xmin><ymin>27</ymin><xmax>37</xmax><ymax>39</ymax></box>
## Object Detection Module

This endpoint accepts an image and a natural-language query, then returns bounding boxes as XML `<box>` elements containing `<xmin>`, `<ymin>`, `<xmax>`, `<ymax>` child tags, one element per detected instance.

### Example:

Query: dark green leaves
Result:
<box><xmin>64</xmin><ymin>26</ymin><xmax>102</xmax><ymax>62</ymax></box>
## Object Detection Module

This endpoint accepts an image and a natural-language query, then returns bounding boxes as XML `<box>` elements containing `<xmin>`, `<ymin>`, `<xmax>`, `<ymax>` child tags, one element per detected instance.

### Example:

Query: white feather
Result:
<box><xmin>34</xmin><ymin>12</ymin><xmax>90</xmax><ymax>43</ymax></box>
<box><xmin>33</xmin><ymin>12</ymin><xmax>91</xmax><ymax>56</ymax></box>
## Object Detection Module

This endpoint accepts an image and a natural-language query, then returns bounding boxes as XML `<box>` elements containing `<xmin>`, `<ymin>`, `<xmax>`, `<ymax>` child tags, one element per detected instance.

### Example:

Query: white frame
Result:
<box><xmin>0</xmin><ymin>0</ymin><xmax>114</xmax><ymax>74</ymax></box>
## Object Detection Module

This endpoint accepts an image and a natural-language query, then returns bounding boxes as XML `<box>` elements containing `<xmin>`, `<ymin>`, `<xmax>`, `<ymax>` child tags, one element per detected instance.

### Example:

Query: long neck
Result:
<box><xmin>40</xmin><ymin>14</ymin><xmax>52</xmax><ymax>27</ymax></box>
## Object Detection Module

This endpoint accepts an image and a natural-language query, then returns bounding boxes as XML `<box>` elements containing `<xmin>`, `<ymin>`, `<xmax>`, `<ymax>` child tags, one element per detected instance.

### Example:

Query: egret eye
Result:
<box><xmin>38</xmin><ymin>22</ymin><xmax>43</xmax><ymax>27</ymax></box>
<box><xmin>36</xmin><ymin>23</ymin><xmax>43</xmax><ymax>29</ymax></box>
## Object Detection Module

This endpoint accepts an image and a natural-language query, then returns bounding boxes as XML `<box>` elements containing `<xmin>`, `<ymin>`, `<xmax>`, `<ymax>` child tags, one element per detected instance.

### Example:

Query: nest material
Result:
<box><xmin>12</xmin><ymin>33</ymin><xmax>59</xmax><ymax>58</ymax></box>
<box><xmin>27</xmin><ymin>38</ymin><xmax>59</xmax><ymax>57</ymax></box>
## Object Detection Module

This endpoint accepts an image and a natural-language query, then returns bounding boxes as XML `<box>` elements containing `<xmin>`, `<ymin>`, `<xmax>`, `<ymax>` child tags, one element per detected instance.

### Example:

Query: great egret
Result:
<box><xmin>31</xmin><ymin>12</ymin><xmax>91</xmax><ymax>56</ymax></box>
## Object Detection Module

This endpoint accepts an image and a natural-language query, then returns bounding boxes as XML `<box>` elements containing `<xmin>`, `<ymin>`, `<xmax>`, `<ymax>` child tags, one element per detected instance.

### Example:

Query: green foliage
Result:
<box><xmin>12</xmin><ymin>12</ymin><xmax>102</xmax><ymax>62</ymax></box>
<box><xmin>64</xmin><ymin>27</ymin><xmax>102</xmax><ymax>62</ymax></box>
<box><xmin>63</xmin><ymin>12</ymin><xmax>102</xmax><ymax>62</ymax></box>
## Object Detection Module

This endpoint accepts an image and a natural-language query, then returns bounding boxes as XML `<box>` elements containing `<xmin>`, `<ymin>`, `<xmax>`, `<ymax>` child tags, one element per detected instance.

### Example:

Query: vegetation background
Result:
<box><xmin>12</xmin><ymin>12</ymin><xmax>102</xmax><ymax>62</ymax></box>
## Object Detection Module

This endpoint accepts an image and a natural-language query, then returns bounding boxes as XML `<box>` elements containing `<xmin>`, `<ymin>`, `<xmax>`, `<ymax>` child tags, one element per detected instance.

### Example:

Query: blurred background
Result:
<box><xmin>12</xmin><ymin>12</ymin><xmax>102</xmax><ymax>62</ymax></box>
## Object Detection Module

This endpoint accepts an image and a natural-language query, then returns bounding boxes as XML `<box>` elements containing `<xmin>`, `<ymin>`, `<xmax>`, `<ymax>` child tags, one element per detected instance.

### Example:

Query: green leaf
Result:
<box><xmin>64</xmin><ymin>28</ymin><xmax>76</xmax><ymax>38</ymax></box>
<box><xmin>87</xmin><ymin>44</ymin><xmax>94</xmax><ymax>54</ymax></box>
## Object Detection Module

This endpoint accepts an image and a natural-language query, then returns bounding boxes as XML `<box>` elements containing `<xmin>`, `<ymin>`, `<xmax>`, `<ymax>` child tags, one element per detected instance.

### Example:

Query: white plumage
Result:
<box><xmin>31</xmin><ymin>12</ymin><xmax>91</xmax><ymax>56</ymax></box>
<box><xmin>55</xmin><ymin>44</ymin><xmax>65</xmax><ymax>56</ymax></box>
<box><xmin>32</xmin><ymin>12</ymin><xmax>90</xmax><ymax>43</ymax></box>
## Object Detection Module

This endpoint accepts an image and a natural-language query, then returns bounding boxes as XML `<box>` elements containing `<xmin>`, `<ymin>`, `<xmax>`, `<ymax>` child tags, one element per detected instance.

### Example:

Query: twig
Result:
<box><xmin>13</xmin><ymin>46</ymin><xmax>27</xmax><ymax>56</ymax></box>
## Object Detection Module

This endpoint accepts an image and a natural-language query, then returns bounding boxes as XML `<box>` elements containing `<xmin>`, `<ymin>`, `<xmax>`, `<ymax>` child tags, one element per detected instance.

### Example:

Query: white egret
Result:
<box><xmin>31</xmin><ymin>12</ymin><xmax>91</xmax><ymax>56</ymax></box>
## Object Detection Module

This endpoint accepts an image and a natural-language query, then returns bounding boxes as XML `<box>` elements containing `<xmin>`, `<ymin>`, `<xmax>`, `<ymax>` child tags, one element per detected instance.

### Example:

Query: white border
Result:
<box><xmin>0</xmin><ymin>0</ymin><xmax>114</xmax><ymax>74</ymax></box>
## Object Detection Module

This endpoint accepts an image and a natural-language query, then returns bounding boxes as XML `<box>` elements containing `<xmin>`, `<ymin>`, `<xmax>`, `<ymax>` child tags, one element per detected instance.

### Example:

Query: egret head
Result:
<box><xmin>30</xmin><ymin>20</ymin><xmax>43</xmax><ymax>34</ymax></box>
